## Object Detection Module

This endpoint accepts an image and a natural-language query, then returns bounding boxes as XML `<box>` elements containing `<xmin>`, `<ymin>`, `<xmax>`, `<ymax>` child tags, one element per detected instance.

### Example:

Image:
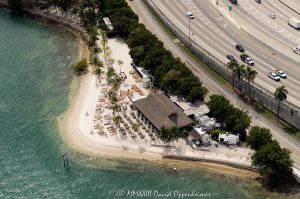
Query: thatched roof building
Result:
<box><xmin>133</xmin><ymin>93</ymin><xmax>193</xmax><ymax>130</ymax></box>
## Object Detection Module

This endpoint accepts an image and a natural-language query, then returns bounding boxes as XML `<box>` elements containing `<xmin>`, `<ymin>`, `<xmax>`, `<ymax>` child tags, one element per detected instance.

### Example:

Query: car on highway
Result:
<box><xmin>255</xmin><ymin>0</ymin><xmax>261</xmax><ymax>3</ymax></box>
<box><xmin>293</xmin><ymin>46</ymin><xmax>300</xmax><ymax>55</ymax></box>
<box><xmin>268</xmin><ymin>13</ymin><xmax>275</xmax><ymax>19</ymax></box>
<box><xmin>235</xmin><ymin>44</ymin><xmax>245</xmax><ymax>52</ymax></box>
<box><xmin>186</xmin><ymin>12</ymin><xmax>194</xmax><ymax>19</ymax></box>
<box><xmin>268</xmin><ymin>72</ymin><xmax>280</xmax><ymax>81</ymax></box>
<box><xmin>275</xmin><ymin>70</ymin><xmax>287</xmax><ymax>78</ymax></box>
<box><xmin>240</xmin><ymin>54</ymin><xmax>254</xmax><ymax>66</ymax></box>
<box><xmin>226</xmin><ymin>55</ymin><xmax>236</xmax><ymax>61</ymax></box>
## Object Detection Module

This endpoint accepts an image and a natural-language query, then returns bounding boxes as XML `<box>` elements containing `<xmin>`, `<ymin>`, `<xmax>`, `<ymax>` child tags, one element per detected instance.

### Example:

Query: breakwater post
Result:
<box><xmin>63</xmin><ymin>153</ymin><xmax>69</xmax><ymax>168</ymax></box>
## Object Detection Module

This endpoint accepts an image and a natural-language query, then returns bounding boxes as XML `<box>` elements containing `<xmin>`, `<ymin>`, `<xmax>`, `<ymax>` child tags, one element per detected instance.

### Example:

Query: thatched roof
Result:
<box><xmin>133</xmin><ymin>93</ymin><xmax>193</xmax><ymax>129</ymax></box>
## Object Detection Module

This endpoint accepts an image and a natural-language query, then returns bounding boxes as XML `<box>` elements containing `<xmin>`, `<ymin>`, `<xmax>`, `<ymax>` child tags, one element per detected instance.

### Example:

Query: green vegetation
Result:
<box><xmin>207</xmin><ymin>95</ymin><xmax>250</xmax><ymax>140</ymax></box>
<box><xmin>247</xmin><ymin>126</ymin><xmax>272</xmax><ymax>150</ymax></box>
<box><xmin>252</xmin><ymin>140</ymin><xmax>293</xmax><ymax>180</ymax></box>
<box><xmin>157</xmin><ymin>127</ymin><xmax>181</xmax><ymax>142</ymax></box>
<box><xmin>244</xmin><ymin>66</ymin><xmax>257</xmax><ymax>99</ymax></box>
<box><xmin>207</xmin><ymin>130</ymin><xmax>226</xmax><ymax>140</ymax></box>
<box><xmin>127</xmin><ymin>24</ymin><xmax>208</xmax><ymax>102</ymax></box>
<box><xmin>253</xmin><ymin>103</ymin><xmax>300</xmax><ymax>140</ymax></box>
<box><xmin>274</xmin><ymin>86</ymin><xmax>288</xmax><ymax>123</ymax></box>
<box><xmin>226</xmin><ymin>60</ymin><xmax>257</xmax><ymax>98</ymax></box>
<box><xmin>72</xmin><ymin>58</ymin><xmax>88</xmax><ymax>74</ymax></box>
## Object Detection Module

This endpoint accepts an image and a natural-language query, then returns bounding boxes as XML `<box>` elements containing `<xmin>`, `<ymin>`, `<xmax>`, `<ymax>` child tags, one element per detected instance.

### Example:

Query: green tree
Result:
<box><xmin>225</xmin><ymin>107</ymin><xmax>250</xmax><ymax>137</ymax></box>
<box><xmin>132</xmin><ymin>123</ymin><xmax>140</xmax><ymax>132</ymax></box>
<box><xmin>247</xmin><ymin>126</ymin><xmax>272</xmax><ymax>150</ymax></box>
<box><xmin>244</xmin><ymin>66</ymin><xmax>257</xmax><ymax>101</ymax></box>
<box><xmin>93</xmin><ymin>66</ymin><xmax>104</xmax><ymax>83</ymax></box>
<box><xmin>274</xmin><ymin>86</ymin><xmax>288</xmax><ymax>123</ymax></box>
<box><xmin>252</xmin><ymin>140</ymin><xmax>293</xmax><ymax>178</ymax></box>
<box><xmin>207</xmin><ymin>95</ymin><xmax>231</xmax><ymax>122</ymax></box>
<box><xmin>72</xmin><ymin>58</ymin><xmax>88</xmax><ymax>74</ymax></box>
<box><xmin>227</xmin><ymin>60</ymin><xmax>239</xmax><ymax>90</ymax></box>
<box><xmin>233</xmin><ymin>64</ymin><xmax>246</xmax><ymax>95</ymax></box>
<box><xmin>106</xmin><ymin>67</ymin><xmax>116</xmax><ymax>82</ymax></box>
<box><xmin>157</xmin><ymin>127</ymin><xmax>181</xmax><ymax>142</ymax></box>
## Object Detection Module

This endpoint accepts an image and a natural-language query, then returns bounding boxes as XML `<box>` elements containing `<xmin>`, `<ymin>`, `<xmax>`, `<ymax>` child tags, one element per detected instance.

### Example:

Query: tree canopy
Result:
<box><xmin>247</xmin><ymin>126</ymin><xmax>272</xmax><ymax>150</ymax></box>
<box><xmin>252</xmin><ymin>140</ymin><xmax>293</xmax><ymax>178</ymax></box>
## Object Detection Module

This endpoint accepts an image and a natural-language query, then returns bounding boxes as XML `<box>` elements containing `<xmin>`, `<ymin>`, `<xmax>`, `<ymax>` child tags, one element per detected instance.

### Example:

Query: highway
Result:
<box><xmin>126</xmin><ymin>0</ymin><xmax>300</xmax><ymax>170</ymax></box>
<box><xmin>149</xmin><ymin>0</ymin><xmax>300</xmax><ymax>107</ymax></box>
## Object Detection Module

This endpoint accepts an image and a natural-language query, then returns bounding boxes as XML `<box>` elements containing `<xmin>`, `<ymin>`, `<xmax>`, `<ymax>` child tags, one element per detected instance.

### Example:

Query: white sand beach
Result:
<box><xmin>58</xmin><ymin>36</ymin><xmax>255</xmax><ymax>173</ymax></box>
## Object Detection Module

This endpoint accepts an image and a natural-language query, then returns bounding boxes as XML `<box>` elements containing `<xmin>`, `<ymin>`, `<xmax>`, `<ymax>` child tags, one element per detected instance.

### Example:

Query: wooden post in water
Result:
<box><xmin>63</xmin><ymin>153</ymin><xmax>69</xmax><ymax>168</ymax></box>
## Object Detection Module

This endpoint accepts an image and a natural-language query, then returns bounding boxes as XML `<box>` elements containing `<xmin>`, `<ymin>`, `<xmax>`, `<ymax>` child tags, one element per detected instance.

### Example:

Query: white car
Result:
<box><xmin>294</xmin><ymin>46</ymin><xmax>300</xmax><ymax>55</ymax></box>
<box><xmin>275</xmin><ymin>70</ymin><xmax>287</xmax><ymax>78</ymax></box>
<box><xmin>187</xmin><ymin>11</ymin><xmax>194</xmax><ymax>19</ymax></box>
<box><xmin>268</xmin><ymin>13</ymin><xmax>276</xmax><ymax>19</ymax></box>
<box><xmin>268</xmin><ymin>72</ymin><xmax>280</xmax><ymax>81</ymax></box>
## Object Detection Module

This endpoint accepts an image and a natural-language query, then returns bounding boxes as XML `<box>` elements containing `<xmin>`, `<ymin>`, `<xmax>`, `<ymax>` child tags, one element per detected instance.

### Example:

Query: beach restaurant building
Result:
<box><xmin>132</xmin><ymin>93</ymin><xmax>193</xmax><ymax>131</ymax></box>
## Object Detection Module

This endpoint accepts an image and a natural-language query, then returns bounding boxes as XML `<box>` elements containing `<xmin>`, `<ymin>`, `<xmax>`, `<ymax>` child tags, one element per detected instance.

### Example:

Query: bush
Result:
<box><xmin>72</xmin><ymin>58</ymin><xmax>88</xmax><ymax>75</ymax></box>
<box><xmin>207</xmin><ymin>95</ymin><xmax>250</xmax><ymax>139</ymax></box>
<box><xmin>208</xmin><ymin>130</ymin><xmax>226</xmax><ymax>140</ymax></box>
<box><xmin>247</xmin><ymin>126</ymin><xmax>272</xmax><ymax>150</ymax></box>
<box><xmin>252</xmin><ymin>140</ymin><xmax>293</xmax><ymax>178</ymax></box>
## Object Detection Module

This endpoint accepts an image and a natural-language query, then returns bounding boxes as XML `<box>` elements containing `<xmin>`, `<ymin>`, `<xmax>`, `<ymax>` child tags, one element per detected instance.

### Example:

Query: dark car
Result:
<box><xmin>235</xmin><ymin>44</ymin><xmax>245</xmax><ymax>52</ymax></box>
<box><xmin>226</xmin><ymin>55</ymin><xmax>236</xmax><ymax>61</ymax></box>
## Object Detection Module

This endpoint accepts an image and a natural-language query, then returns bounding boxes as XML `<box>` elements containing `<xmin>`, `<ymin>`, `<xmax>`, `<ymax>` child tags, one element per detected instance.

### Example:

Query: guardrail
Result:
<box><xmin>147</xmin><ymin>0</ymin><xmax>300</xmax><ymax>129</ymax></box>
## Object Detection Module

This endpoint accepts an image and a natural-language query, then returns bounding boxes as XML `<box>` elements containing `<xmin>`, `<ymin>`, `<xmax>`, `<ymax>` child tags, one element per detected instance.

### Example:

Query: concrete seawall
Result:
<box><xmin>163</xmin><ymin>154</ymin><xmax>259</xmax><ymax>172</ymax></box>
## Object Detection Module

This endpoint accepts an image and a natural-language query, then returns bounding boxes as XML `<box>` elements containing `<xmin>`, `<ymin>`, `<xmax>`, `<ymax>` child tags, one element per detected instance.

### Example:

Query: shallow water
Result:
<box><xmin>0</xmin><ymin>8</ymin><xmax>299</xmax><ymax>199</ymax></box>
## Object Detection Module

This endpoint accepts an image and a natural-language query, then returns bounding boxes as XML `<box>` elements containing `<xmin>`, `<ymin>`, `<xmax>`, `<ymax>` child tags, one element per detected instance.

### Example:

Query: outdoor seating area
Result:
<box><xmin>129</xmin><ymin>70</ymin><xmax>142</xmax><ymax>83</ymax></box>
<box><xmin>131</xmin><ymin>85</ymin><xmax>144</xmax><ymax>96</ymax></box>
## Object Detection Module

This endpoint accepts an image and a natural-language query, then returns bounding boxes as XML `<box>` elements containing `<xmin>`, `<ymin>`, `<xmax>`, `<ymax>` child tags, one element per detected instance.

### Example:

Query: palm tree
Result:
<box><xmin>244</xmin><ymin>66</ymin><xmax>257</xmax><ymax>101</ymax></box>
<box><xmin>112</xmin><ymin>103</ymin><xmax>121</xmax><ymax>114</ymax></box>
<box><xmin>132</xmin><ymin>123</ymin><xmax>140</xmax><ymax>132</ymax></box>
<box><xmin>93</xmin><ymin>66</ymin><xmax>104</xmax><ymax>83</ymax></box>
<box><xmin>227</xmin><ymin>60</ymin><xmax>239</xmax><ymax>90</ymax></box>
<box><xmin>106</xmin><ymin>67</ymin><xmax>116</xmax><ymax>83</ymax></box>
<box><xmin>157</xmin><ymin>127</ymin><xmax>181</xmax><ymax>143</ymax></box>
<box><xmin>233</xmin><ymin>64</ymin><xmax>246</xmax><ymax>95</ymax></box>
<box><xmin>274</xmin><ymin>86</ymin><xmax>288</xmax><ymax>122</ymax></box>
<box><xmin>113</xmin><ymin>115</ymin><xmax>122</xmax><ymax>127</ymax></box>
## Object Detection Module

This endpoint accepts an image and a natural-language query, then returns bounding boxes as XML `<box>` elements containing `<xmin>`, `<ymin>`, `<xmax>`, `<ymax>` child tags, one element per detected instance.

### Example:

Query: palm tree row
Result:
<box><xmin>227</xmin><ymin>60</ymin><xmax>257</xmax><ymax>99</ymax></box>
<box><xmin>227</xmin><ymin>61</ymin><xmax>289</xmax><ymax>123</ymax></box>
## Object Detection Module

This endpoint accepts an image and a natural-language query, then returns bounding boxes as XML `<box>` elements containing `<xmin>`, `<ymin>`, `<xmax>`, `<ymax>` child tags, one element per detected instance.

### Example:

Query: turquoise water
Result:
<box><xmin>0</xmin><ymin>9</ymin><xmax>299</xmax><ymax>199</ymax></box>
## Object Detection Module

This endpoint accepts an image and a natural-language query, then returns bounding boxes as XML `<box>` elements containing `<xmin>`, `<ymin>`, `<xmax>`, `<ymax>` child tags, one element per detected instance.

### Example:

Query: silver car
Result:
<box><xmin>268</xmin><ymin>72</ymin><xmax>280</xmax><ymax>81</ymax></box>
<box><xmin>275</xmin><ymin>70</ymin><xmax>287</xmax><ymax>78</ymax></box>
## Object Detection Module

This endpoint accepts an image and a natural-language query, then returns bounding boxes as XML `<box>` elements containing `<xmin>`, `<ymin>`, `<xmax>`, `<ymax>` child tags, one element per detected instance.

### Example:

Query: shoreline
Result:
<box><xmin>0</xmin><ymin>4</ymin><xmax>259</xmax><ymax>178</ymax></box>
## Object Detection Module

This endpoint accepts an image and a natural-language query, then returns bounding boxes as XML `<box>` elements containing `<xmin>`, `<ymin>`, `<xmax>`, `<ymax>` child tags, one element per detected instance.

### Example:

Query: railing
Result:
<box><xmin>147</xmin><ymin>0</ymin><xmax>300</xmax><ymax>129</ymax></box>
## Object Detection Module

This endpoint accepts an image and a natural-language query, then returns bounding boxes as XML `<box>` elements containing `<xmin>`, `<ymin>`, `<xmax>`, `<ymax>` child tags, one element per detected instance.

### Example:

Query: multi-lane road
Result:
<box><xmin>150</xmin><ymin>0</ymin><xmax>300</xmax><ymax>106</ymax></box>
